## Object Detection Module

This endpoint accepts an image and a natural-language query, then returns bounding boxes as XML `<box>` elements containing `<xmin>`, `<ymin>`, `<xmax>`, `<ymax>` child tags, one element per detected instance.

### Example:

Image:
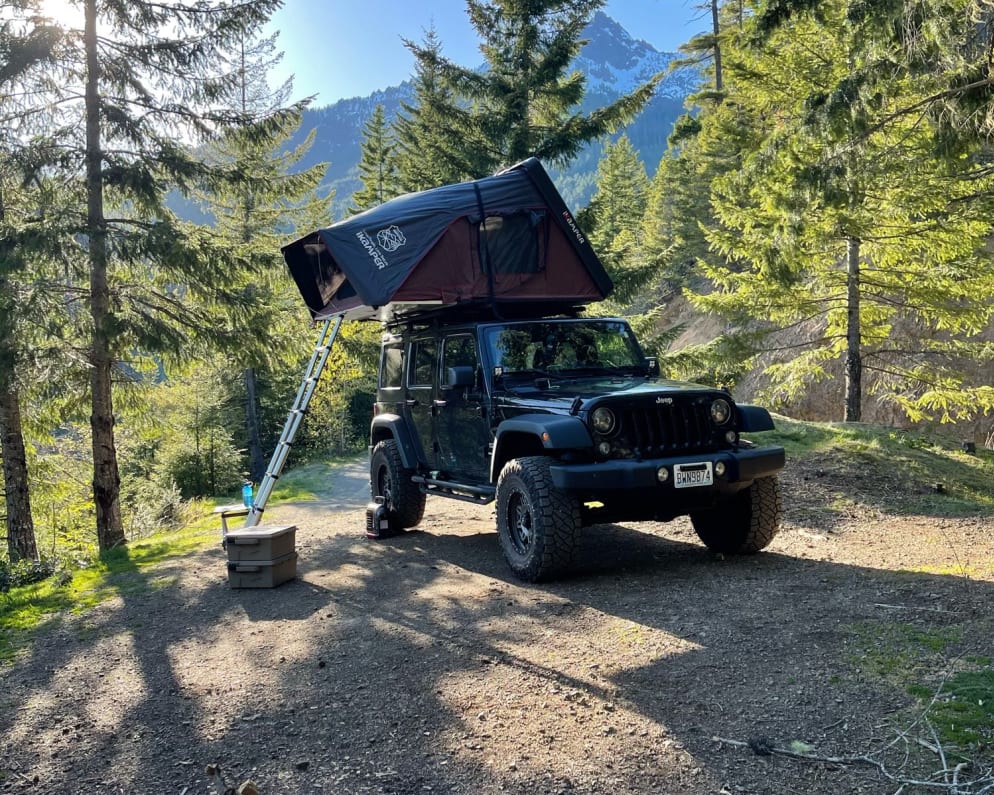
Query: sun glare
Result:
<box><xmin>37</xmin><ymin>0</ymin><xmax>86</xmax><ymax>29</ymax></box>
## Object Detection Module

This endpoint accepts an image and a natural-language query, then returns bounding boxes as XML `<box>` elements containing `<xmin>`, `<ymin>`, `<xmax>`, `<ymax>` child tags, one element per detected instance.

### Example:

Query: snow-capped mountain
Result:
<box><xmin>293</xmin><ymin>12</ymin><xmax>701</xmax><ymax>213</ymax></box>
<box><xmin>577</xmin><ymin>11</ymin><xmax>698</xmax><ymax>100</ymax></box>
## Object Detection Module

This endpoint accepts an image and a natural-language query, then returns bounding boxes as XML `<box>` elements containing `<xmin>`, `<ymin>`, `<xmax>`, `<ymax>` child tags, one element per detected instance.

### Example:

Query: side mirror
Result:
<box><xmin>645</xmin><ymin>356</ymin><xmax>660</xmax><ymax>378</ymax></box>
<box><xmin>445</xmin><ymin>365</ymin><xmax>476</xmax><ymax>389</ymax></box>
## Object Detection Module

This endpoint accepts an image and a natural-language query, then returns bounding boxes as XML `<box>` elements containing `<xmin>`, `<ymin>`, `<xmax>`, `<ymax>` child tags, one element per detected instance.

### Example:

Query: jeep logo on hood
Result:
<box><xmin>656</xmin><ymin>396</ymin><xmax>674</xmax><ymax>405</ymax></box>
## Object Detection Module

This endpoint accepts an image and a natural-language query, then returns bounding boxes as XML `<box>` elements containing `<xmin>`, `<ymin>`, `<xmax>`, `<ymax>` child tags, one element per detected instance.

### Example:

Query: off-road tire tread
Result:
<box><xmin>496</xmin><ymin>456</ymin><xmax>581</xmax><ymax>582</ymax></box>
<box><xmin>370</xmin><ymin>440</ymin><xmax>426</xmax><ymax>530</ymax></box>
<box><xmin>691</xmin><ymin>475</ymin><xmax>782</xmax><ymax>554</ymax></box>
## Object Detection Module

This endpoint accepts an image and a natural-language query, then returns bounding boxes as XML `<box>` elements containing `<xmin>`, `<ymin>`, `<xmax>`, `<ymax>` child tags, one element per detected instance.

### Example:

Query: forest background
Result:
<box><xmin>2</xmin><ymin>0</ymin><xmax>994</xmax><ymax>584</ymax></box>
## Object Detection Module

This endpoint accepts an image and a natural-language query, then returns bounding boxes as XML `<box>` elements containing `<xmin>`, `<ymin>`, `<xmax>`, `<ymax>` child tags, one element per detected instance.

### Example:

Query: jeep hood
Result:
<box><xmin>281</xmin><ymin>158</ymin><xmax>613</xmax><ymax>322</ymax></box>
<box><xmin>498</xmin><ymin>378</ymin><xmax>724</xmax><ymax>409</ymax></box>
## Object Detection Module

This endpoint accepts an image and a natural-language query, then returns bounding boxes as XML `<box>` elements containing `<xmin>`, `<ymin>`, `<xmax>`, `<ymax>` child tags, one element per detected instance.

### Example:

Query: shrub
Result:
<box><xmin>0</xmin><ymin>556</ymin><xmax>66</xmax><ymax>593</ymax></box>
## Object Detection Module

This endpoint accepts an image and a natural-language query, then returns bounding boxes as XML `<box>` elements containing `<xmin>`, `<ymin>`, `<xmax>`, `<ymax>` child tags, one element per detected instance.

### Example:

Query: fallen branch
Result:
<box><xmin>711</xmin><ymin>735</ymin><xmax>994</xmax><ymax>794</ymax></box>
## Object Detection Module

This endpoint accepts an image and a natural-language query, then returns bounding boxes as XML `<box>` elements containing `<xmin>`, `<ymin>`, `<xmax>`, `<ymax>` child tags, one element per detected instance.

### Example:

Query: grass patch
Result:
<box><xmin>760</xmin><ymin>416</ymin><xmax>994</xmax><ymax>516</ymax></box>
<box><xmin>847</xmin><ymin>619</ymin><xmax>994</xmax><ymax>753</ymax></box>
<box><xmin>909</xmin><ymin>668</ymin><xmax>994</xmax><ymax>750</ymax></box>
<box><xmin>215</xmin><ymin>457</ymin><xmax>363</xmax><ymax>507</ymax></box>
<box><xmin>0</xmin><ymin>517</ymin><xmax>216</xmax><ymax>663</ymax></box>
<box><xmin>268</xmin><ymin>461</ymin><xmax>341</xmax><ymax>503</ymax></box>
<box><xmin>847</xmin><ymin>621</ymin><xmax>961</xmax><ymax>682</ymax></box>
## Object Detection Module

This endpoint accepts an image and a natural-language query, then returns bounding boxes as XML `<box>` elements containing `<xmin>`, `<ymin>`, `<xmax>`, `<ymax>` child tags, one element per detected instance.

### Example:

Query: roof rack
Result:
<box><xmin>382</xmin><ymin>301</ymin><xmax>587</xmax><ymax>330</ymax></box>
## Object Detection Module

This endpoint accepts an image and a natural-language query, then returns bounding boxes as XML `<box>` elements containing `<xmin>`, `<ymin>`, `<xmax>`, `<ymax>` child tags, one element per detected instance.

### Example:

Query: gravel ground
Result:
<box><xmin>2</xmin><ymin>456</ymin><xmax>993</xmax><ymax>795</ymax></box>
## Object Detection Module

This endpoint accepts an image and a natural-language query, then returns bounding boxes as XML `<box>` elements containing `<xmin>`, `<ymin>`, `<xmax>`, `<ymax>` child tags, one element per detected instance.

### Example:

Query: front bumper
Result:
<box><xmin>549</xmin><ymin>445</ymin><xmax>785</xmax><ymax>492</ymax></box>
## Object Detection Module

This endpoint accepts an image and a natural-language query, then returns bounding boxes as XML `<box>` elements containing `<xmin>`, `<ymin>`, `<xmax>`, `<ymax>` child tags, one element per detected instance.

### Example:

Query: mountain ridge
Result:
<box><xmin>289</xmin><ymin>12</ymin><xmax>699</xmax><ymax>214</ymax></box>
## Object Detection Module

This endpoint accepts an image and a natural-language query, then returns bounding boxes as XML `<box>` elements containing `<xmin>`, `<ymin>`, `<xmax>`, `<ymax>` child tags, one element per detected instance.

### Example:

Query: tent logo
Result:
<box><xmin>561</xmin><ymin>210</ymin><xmax>586</xmax><ymax>245</ymax></box>
<box><xmin>356</xmin><ymin>230</ymin><xmax>389</xmax><ymax>269</ymax></box>
<box><xmin>376</xmin><ymin>225</ymin><xmax>406</xmax><ymax>253</ymax></box>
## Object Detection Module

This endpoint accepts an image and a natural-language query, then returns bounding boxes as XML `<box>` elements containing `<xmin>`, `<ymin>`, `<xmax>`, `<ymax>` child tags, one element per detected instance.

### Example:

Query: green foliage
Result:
<box><xmin>586</xmin><ymin>135</ymin><xmax>653</xmax><ymax>305</ymax></box>
<box><xmin>350</xmin><ymin>104</ymin><xmax>400</xmax><ymax>212</ymax></box>
<box><xmin>395</xmin><ymin>27</ymin><xmax>467</xmax><ymax>192</ymax></box>
<box><xmin>669</xmin><ymin>0</ymin><xmax>994</xmax><ymax>423</ymax></box>
<box><xmin>404</xmin><ymin>0</ymin><xmax>660</xmax><ymax>178</ymax></box>
<box><xmin>0</xmin><ymin>557</ymin><xmax>65</xmax><ymax>593</ymax></box>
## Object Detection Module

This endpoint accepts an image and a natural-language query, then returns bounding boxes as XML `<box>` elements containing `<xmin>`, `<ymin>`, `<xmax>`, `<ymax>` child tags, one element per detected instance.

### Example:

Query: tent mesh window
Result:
<box><xmin>476</xmin><ymin>210</ymin><xmax>547</xmax><ymax>275</ymax></box>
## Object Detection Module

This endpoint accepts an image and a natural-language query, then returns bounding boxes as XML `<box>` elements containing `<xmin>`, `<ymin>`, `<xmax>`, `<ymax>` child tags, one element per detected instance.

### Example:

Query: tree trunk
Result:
<box><xmin>244</xmin><ymin>367</ymin><xmax>265</xmax><ymax>482</ymax></box>
<box><xmin>711</xmin><ymin>0</ymin><xmax>723</xmax><ymax>92</ymax></box>
<box><xmin>85</xmin><ymin>0</ymin><xmax>124</xmax><ymax>551</ymax></box>
<box><xmin>0</xmin><ymin>383</ymin><xmax>38</xmax><ymax>562</ymax></box>
<box><xmin>844</xmin><ymin>236</ymin><xmax>862</xmax><ymax>422</ymax></box>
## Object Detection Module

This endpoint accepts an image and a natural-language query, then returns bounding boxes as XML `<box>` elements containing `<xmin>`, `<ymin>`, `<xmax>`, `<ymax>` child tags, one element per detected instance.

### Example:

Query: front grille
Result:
<box><xmin>622</xmin><ymin>401</ymin><xmax>716</xmax><ymax>457</ymax></box>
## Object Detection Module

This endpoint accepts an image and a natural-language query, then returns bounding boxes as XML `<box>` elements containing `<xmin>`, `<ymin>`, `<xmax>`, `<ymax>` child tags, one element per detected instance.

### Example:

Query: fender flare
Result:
<box><xmin>370</xmin><ymin>414</ymin><xmax>419</xmax><ymax>470</ymax></box>
<box><xmin>736</xmin><ymin>404</ymin><xmax>776</xmax><ymax>433</ymax></box>
<box><xmin>491</xmin><ymin>413</ymin><xmax>593</xmax><ymax>481</ymax></box>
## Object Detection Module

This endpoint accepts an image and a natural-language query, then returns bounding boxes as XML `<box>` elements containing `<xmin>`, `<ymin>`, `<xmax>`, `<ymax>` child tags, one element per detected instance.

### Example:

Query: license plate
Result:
<box><xmin>673</xmin><ymin>462</ymin><xmax>713</xmax><ymax>489</ymax></box>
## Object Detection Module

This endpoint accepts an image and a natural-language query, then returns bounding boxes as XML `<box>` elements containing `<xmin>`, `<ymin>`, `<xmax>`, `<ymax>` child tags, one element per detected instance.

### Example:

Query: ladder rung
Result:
<box><xmin>243</xmin><ymin>314</ymin><xmax>342</xmax><ymax>529</ymax></box>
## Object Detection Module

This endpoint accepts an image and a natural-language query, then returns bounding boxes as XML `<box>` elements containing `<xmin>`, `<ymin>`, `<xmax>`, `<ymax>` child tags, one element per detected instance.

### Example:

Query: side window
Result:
<box><xmin>409</xmin><ymin>338</ymin><xmax>437</xmax><ymax>387</ymax></box>
<box><xmin>380</xmin><ymin>343</ymin><xmax>403</xmax><ymax>389</ymax></box>
<box><xmin>442</xmin><ymin>334</ymin><xmax>478</xmax><ymax>371</ymax></box>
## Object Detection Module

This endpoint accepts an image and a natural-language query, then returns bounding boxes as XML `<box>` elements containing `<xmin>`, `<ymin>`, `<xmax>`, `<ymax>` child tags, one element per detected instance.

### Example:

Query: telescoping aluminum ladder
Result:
<box><xmin>243</xmin><ymin>315</ymin><xmax>343</xmax><ymax>528</ymax></box>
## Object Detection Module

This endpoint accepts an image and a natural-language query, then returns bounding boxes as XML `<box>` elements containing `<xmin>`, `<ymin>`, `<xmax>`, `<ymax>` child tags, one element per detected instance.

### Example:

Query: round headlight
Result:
<box><xmin>591</xmin><ymin>406</ymin><xmax>616</xmax><ymax>435</ymax></box>
<box><xmin>710</xmin><ymin>398</ymin><xmax>731</xmax><ymax>425</ymax></box>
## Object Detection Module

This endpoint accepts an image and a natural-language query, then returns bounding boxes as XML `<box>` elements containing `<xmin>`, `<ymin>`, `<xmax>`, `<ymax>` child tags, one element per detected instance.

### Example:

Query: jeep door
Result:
<box><xmin>406</xmin><ymin>336</ymin><xmax>438</xmax><ymax>469</ymax></box>
<box><xmin>435</xmin><ymin>333</ymin><xmax>489</xmax><ymax>481</ymax></box>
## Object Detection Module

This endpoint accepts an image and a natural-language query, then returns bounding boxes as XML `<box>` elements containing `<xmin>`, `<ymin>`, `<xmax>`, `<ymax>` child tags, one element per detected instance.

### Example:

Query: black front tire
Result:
<box><xmin>690</xmin><ymin>475</ymin><xmax>782</xmax><ymax>554</ymax></box>
<box><xmin>370</xmin><ymin>440</ymin><xmax>426</xmax><ymax>531</ymax></box>
<box><xmin>496</xmin><ymin>457</ymin><xmax>581</xmax><ymax>582</ymax></box>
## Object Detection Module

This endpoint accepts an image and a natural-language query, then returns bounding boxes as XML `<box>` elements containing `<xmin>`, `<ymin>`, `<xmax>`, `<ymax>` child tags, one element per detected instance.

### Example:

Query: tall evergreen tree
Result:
<box><xmin>15</xmin><ymin>0</ymin><xmax>287</xmax><ymax>550</ymax></box>
<box><xmin>405</xmin><ymin>0</ymin><xmax>661</xmax><ymax>178</ymax></box>
<box><xmin>0</xmin><ymin>5</ymin><xmax>69</xmax><ymax>561</ymax></box>
<box><xmin>394</xmin><ymin>28</ymin><xmax>465</xmax><ymax>192</ymax></box>
<box><xmin>584</xmin><ymin>134</ymin><xmax>650</xmax><ymax>302</ymax></box>
<box><xmin>193</xmin><ymin>32</ymin><xmax>332</xmax><ymax>483</ymax></box>
<box><xmin>689</xmin><ymin>0</ymin><xmax>994</xmax><ymax>422</ymax></box>
<box><xmin>349</xmin><ymin>104</ymin><xmax>399</xmax><ymax>213</ymax></box>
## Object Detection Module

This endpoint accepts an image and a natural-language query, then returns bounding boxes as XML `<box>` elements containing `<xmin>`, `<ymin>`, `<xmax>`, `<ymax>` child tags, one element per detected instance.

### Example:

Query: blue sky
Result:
<box><xmin>264</xmin><ymin>1</ymin><xmax>705</xmax><ymax>105</ymax></box>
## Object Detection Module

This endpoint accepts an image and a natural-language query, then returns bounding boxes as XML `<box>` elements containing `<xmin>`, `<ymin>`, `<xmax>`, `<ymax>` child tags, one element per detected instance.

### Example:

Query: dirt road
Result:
<box><xmin>1</xmin><ymin>459</ymin><xmax>992</xmax><ymax>794</ymax></box>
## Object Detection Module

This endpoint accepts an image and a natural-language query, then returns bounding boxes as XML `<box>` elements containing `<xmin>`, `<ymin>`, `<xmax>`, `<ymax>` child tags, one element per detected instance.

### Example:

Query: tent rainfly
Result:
<box><xmin>281</xmin><ymin>158</ymin><xmax>614</xmax><ymax>322</ymax></box>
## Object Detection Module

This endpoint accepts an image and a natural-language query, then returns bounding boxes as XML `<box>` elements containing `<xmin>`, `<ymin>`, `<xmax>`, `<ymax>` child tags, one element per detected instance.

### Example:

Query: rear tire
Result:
<box><xmin>496</xmin><ymin>457</ymin><xmax>581</xmax><ymax>582</ymax></box>
<box><xmin>370</xmin><ymin>440</ymin><xmax>426</xmax><ymax>532</ymax></box>
<box><xmin>690</xmin><ymin>476</ymin><xmax>782</xmax><ymax>554</ymax></box>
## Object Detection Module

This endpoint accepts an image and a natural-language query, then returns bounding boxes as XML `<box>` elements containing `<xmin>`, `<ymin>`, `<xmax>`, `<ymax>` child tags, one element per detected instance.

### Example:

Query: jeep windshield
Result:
<box><xmin>484</xmin><ymin>319</ymin><xmax>647</xmax><ymax>381</ymax></box>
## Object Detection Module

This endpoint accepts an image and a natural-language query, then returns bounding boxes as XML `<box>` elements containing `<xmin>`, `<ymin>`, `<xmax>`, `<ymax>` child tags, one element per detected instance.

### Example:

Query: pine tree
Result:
<box><xmin>349</xmin><ymin>104</ymin><xmax>399</xmax><ymax>213</ymax></box>
<box><xmin>0</xmin><ymin>5</ymin><xmax>68</xmax><ymax>562</ymax></box>
<box><xmin>14</xmin><ymin>0</ymin><xmax>287</xmax><ymax>550</ymax></box>
<box><xmin>585</xmin><ymin>135</ymin><xmax>650</xmax><ymax>303</ymax></box>
<box><xmin>192</xmin><ymin>32</ymin><xmax>332</xmax><ymax>483</ymax></box>
<box><xmin>689</xmin><ymin>0</ymin><xmax>994</xmax><ymax>422</ymax></box>
<box><xmin>395</xmin><ymin>28</ymin><xmax>466</xmax><ymax>192</ymax></box>
<box><xmin>405</xmin><ymin>0</ymin><xmax>660</xmax><ymax>178</ymax></box>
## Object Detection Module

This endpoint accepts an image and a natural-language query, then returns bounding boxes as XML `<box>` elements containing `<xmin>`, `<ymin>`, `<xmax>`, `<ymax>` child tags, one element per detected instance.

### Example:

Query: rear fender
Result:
<box><xmin>370</xmin><ymin>414</ymin><xmax>419</xmax><ymax>469</ymax></box>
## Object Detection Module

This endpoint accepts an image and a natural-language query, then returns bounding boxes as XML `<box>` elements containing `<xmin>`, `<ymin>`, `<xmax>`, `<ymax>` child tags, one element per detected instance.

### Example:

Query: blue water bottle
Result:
<box><xmin>242</xmin><ymin>480</ymin><xmax>254</xmax><ymax>509</ymax></box>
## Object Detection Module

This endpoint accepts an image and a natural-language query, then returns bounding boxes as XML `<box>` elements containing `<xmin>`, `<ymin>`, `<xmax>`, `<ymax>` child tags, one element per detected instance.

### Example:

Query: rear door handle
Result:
<box><xmin>432</xmin><ymin>400</ymin><xmax>447</xmax><ymax>408</ymax></box>
<box><xmin>405</xmin><ymin>399</ymin><xmax>418</xmax><ymax>407</ymax></box>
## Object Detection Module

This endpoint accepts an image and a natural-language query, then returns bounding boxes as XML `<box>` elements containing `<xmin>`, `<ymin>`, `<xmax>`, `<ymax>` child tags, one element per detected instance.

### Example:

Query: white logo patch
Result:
<box><xmin>376</xmin><ymin>225</ymin><xmax>406</xmax><ymax>253</ymax></box>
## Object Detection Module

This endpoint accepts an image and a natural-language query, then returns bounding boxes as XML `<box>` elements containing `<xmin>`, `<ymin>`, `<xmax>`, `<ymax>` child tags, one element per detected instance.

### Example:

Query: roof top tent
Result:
<box><xmin>243</xmin><ymin>160</ymin><xmax>610</xmax><ymax>530</ymax></box>
<box><xmin>280</xmin><ymin>157</ymin><xmax>614</xmax><ymax>323</ymax></box>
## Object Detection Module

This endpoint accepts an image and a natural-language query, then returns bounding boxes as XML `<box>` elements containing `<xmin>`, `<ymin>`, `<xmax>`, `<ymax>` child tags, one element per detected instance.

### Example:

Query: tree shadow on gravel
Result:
<box><xmin>2</xmin><ymin>512</ymin><xmax>993</xmax><ymax>795</ymax></box>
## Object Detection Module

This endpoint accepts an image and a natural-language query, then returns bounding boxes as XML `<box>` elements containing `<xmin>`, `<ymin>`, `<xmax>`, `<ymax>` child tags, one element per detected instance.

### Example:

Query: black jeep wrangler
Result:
<box><xmin>369</xmin><ymin>311</ymin><xmax>785</xmax><ymax>581</ymax></box>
